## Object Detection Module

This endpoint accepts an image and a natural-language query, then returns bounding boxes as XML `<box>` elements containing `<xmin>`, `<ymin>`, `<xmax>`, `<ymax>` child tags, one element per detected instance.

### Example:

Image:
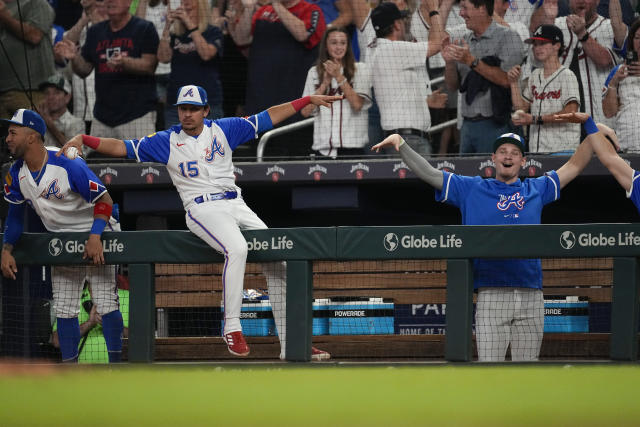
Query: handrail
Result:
<box><xmin>256</xmin><ymin>117</ymin><xmax>314</xmax><ymax>162</ymax></box>
<box><xmin>256</xmin><ymin>76</ymin><xmax>452</xmax><ymax>162</ymax></box>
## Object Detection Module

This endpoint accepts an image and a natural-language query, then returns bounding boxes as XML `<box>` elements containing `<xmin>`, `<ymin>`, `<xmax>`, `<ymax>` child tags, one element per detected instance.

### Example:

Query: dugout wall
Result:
<box><xmin>2</xmin><ymin>225</ymin><xmax>639</xmax><ymax>362</ymax></box>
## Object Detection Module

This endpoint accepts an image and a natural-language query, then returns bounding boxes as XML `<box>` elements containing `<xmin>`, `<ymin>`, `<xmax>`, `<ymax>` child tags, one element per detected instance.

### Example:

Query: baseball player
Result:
<box><xmin>508</xmin><ymin>24</ymin><xmax>581</xmax><ymax>153</ymax></box>
<box><xmin>371</xmin><ymin>122</ymin><xmax>612</xmax><ymax>361</ymax></box>
<box><xmin>1</xmin><ymin>109</ymin><xmax>123</xmax><ymax>363</ymax></box>
<box><xmin>58</xmin><ymin>86</ymin><xmax>340</xmax><ymax>360</ymax></box>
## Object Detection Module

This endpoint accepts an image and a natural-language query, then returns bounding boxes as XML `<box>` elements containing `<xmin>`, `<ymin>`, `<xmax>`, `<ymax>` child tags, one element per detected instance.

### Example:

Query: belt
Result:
<box><xmin>463</xmin><ymin>115</ymin><xmax>491</xmax><ymax>122</ymax></box>
<box><xmin>385</xmin><ymin>128</ymin><xmax>426</xmax><ymax>137</ymax></box>
<box><xmin>194</xmin><ymin>191</ymin><xmax>237</xmax><ymax>204</ymax></box>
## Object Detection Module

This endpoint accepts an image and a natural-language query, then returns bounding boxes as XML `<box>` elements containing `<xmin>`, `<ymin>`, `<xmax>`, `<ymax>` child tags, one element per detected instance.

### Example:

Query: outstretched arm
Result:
<box><xmin>56</xmin><ymin>135</ymin><xmax>128</xmax><ymax>159</ymax></box>
<box><xmin>556</xmin><ymin>113</ymin><xmax>633</xmax><ymax>191</ymax></box>
<box><xmin>371</xmin><ymin>134</ymin><xmax>444</xmax><ymax>190</ymax></box>
<box><xmin>267</xmin><ymin>95</ymin><xmax>342</xmax><ymax>126</ymax></box>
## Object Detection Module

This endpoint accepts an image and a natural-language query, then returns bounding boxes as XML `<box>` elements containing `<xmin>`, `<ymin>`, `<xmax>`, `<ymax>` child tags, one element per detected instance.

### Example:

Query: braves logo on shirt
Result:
<box><xmin>40</xmin><ymin>179</ymin><xmax>64</xmax><ymax>200</ymax></box>
<box><xmin>497</xmin><ymin>192</ymin><xmax>525</xmax><ymax>211</ymax></box>
<box><xmin>204</xmin><ymin>136</ymin><xmax>224</xmax><ymax>162</ymax></box>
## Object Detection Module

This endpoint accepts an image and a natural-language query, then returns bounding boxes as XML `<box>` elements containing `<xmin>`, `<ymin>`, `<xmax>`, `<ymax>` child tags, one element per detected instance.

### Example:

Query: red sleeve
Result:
<box><xmin>294</xmin><ymin>2</ymin><xmax>326</xmax><ymax>49</ymax></box>
<box><xmin>251</xmin><ymin>5</ymin><xmax>271</xmax><ymax>36</ymax></box>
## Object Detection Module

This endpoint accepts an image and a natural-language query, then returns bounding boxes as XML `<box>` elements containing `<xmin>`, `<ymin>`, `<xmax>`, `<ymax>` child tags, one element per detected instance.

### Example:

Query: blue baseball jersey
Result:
<box><xmin>435</xmin><ymin>171</ymin><xmax>561</xmax><ymax>289</ymax></box>
<box><xmin>627</xmin><ymin>170</ymin><xmax>640</xmax><ymax>211</ymax></box>
<box><xmin>124</xmin><ymin>114</ymin><xmax>270</xmax><ymax>209</ymax></box>
<box><xmin>3</xmin><ymin>149</ymin><xmax>107</xmax><ymax>232</ymax></box>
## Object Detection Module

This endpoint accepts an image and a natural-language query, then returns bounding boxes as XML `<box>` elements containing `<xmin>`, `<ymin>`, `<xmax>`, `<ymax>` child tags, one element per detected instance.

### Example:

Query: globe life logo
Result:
<box><xmin>48</xmin><ymin>238</ymin><xmax>125</xmax><ymax>256</ymax></box>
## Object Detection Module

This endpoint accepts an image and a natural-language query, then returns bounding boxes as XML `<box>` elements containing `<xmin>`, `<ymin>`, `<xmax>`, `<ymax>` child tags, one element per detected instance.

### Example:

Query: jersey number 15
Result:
<box><xmin>178</xmin><ymin>161</ymin><xmax>199</xmax><ymax>178</ymax></box>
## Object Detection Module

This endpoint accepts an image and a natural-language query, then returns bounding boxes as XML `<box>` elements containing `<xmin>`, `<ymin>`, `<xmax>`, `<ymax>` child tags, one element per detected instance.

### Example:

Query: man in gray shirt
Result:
<box><xmin>0</xmin><ymin>0</ymin><xmax>55</xmax><ymax>118</ymax></box>
<box><xmin>443</xmin><ymin>0</ymin><xmax>524</xmax><ymax>153</ymax></box>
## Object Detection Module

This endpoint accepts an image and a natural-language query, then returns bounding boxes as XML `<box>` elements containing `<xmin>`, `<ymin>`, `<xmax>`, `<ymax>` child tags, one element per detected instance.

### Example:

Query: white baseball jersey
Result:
<box><xmin>357</xmin><ymin>11</ymin><xmax>376</xmax><ymax>63</ymax></box>
<box><xmin>302</xmin><ymin>62</ymin><xmax>372</xmax><ymax>156</ymax></box>
<box><xmin>522</xmin><ymin>66</ymin><xmax>581</xmax><ymax>152</ymax></box>
<box><xmin>371</xmin><ymin>38</ymin><xmax>432</xmax><ymax>131</ymax></box>
<box><xmin>603</xmin><ymin>65</ymin><xmax>640</xmax><ymax>152</ymax></box>
<box><xmin>555</xmin><ymin>15</ymin><xmax>620</xmax><ymax>126</ymax></box>
<box><xmin>4</xmin><ymin>148</ymin><xmax>108</xmax><ymax>232</ymax></box>
<box><xmin>124</xmin><ymin>115</ymin><xmax>266</xmax><ymax>210</ymax></box>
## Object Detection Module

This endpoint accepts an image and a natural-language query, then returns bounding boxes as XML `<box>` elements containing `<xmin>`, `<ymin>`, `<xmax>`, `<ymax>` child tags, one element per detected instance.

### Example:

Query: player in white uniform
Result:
<box><xmin>1</xmin><ymin>109</ymin><xmax>123</xmax><ymax>363</ymax></box>
<box><xmin>59</xmin><ymin>86</ymin><xmax>340</xmax><ymax>359</ymax></box>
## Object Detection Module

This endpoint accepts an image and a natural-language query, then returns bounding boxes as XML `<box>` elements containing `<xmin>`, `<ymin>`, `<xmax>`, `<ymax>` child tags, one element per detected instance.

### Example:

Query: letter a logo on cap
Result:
<box><xmin>174</xmin><ymin>85</ymin><xmax>208</xmax><ymax>106</ymax></box>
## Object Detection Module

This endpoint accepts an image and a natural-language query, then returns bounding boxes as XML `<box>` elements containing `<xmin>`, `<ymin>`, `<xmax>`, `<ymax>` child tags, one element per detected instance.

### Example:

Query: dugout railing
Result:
<box><xmin>3</xmin><ymin>224</ymin><xmax>640</xmax><ymax>363</ymax></box>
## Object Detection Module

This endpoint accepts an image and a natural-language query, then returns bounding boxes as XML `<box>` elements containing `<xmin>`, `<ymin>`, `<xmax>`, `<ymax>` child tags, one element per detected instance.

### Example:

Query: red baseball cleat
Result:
<box><xmin>311</xmin><ymin>346</ymin><xmax>331</xmax><ymax>361</ymax></box>
<box><xmin>223</xmin><ymin>331</ymin><xmax>250</xmax><ymax>356</ymax></box>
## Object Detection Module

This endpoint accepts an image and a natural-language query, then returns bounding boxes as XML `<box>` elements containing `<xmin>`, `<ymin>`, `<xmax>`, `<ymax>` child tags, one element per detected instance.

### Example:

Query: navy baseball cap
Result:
<box><xmin>174</xmin><ymin>85</ymin><xmax>208</xmax><ymax>106</ymax></box>
<box><xmin>526</xmin><ymin>24</ymin><xmax>564</xmax><ymax>46</ymax></box>
<box><xmin>371</xmin><ymin>2</ymin><xmax>409</xmax><ymax>32</ymax></box>
<box><xmin>493</xmin><ymin>133</ymin><xmax>526</xmax><ymax>155</ymax></box>
<box><xmin>1</xmin><ymin>109</ymin><xmax>46</xmax><ymax>138</ymax></box>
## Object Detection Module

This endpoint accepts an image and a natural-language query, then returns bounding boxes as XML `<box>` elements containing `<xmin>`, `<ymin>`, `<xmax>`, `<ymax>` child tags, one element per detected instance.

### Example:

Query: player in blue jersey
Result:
<box><xmin>59</xmin><ymin>86</ymin><xmax>340</xmax><ymax>360</ymax></box>
<box><xmin>1</xmin><ymin>109</ymin><xmax>124</xmax><ymax>363</ymax></box>
<box><xmin>372</xmin><ymin>119</ymin><xmax>616</xmax><ymax>361</ymax></box>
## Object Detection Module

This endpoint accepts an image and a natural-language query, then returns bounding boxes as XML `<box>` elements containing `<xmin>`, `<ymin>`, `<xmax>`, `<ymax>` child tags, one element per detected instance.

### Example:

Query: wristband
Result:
<box><xmin>94</xmin><ymin>201</ymin><xmax>113</xmax><ymax>218</ymax></box>
<box><xmin>291</xmin><ymin>96</ymin><xmax>311</xmax><ymax>112</ymax></box>
<box><xmin>579</xmin><ymin>32</ymin><xmax>589</xmax><ymax>43</ymax></box>
<box><xmin>583</xmin><ymin>116</ymin><xmax>599</xmax><ymax>135</ymax></box>
<box><xmin>186</xmin><ymin>27</ymin><xmax>198</xmax><ymax>35</ymax></box>
<box><xmin>90</xmin><ymin>218</ymin><xmax>107</xmax><ymax>235</ymax></box>
<box><xmin>536</xmin><ymin>115</ymin><xmax>544</xmax><ymax>125</ymax></box>
<box><xmin>429</xmin><ymin>10</ymin><xmax>439</xmax><ymax>17</ymax></box>
<box><xmin>82</xmin><ymin>134</ymin><xmax>100</xmax><ymax>149</ymax></box>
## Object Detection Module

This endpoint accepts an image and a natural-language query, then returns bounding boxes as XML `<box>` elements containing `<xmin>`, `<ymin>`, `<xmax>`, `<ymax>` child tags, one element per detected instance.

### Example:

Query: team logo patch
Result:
<box><xmin>497</xmin><ymin>192</ymin><xmax>525</xmax><ymax>211</ymax></box>
<box><xmin>183</xmin><ymin>88</ymin><xmax>194</xmax><ymax>98</ymax></box>
<box><xmin>205</xmin><ymin>136</ymin><xmax>224</xmax><ymax>162</ymax></box>
<box><xmin>40</xmin><ymin>179</ymin><xmax>63</xmax><ymax>200</ymax></box>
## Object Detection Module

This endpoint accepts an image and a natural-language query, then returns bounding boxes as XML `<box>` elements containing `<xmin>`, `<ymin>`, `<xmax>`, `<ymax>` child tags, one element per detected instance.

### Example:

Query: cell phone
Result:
<box><xmin>169</xmin><ymin>0</ymin><xmax>181</xmax><ymax>9</ymax></box>
<box><xmin>626</xmin><ymin>50</ymin><xmax>637</xmax><ymax>65</ymax></box>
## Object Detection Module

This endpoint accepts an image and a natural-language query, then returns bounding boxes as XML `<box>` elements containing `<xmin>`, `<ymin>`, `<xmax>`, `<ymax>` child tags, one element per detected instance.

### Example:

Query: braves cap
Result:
<box><xmin>371</xmin><ymin>2</ymin><xmax>409</xmax><ymax>32</ymax></box>
<box><xmin>174</xmin><ymin>85</ymin><xmax>208</xmax><ymax>106</ymax></box>
<box><xmin>526</xmin><ymin>24</ymin><xmax>563</xmax><ymax>46</ymax></box>
<box><xmin>39</xmin><ymin>74</ymin><xmax>72</xmax><ymax>94</ymax></box>
<box><xmin>1</xmin><ymin>109</ymin><xmax>46</xmax><ymax>137</ymax></box>
<box><xmin>493</xmin><ymin>133</ymin><xmax>526</xmax><ymax>155</ymax></box>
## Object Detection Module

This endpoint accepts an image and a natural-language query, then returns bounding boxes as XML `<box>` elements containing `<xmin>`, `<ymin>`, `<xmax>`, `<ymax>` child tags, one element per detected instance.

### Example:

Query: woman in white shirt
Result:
<box><xmin>301</xmin><ymin>27</ymin><xmax>372</xmax><ymax>158</ymax></box>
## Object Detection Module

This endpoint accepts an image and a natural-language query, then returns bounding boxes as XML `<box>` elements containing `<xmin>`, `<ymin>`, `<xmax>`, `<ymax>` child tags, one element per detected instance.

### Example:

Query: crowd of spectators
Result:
<box><xmin>2</xmin><ymin>0</ymin><xmax>640</xmax><ymax>156</ymax></box>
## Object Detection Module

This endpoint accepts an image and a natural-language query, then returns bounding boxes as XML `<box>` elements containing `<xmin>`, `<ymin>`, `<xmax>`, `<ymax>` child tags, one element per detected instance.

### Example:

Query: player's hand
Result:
<box><xmin>609</xmin><ymin>64</ymin><xmax>628</xmax><ymax>87</ymax></box>
<box><xmin>552</xmin><ymin>112</ymin><xmax>590</xmax><ymax>123</ymax></box>
<box><xmin>507</xmin><ymin>65</ymin><xmax>521</xmax><ymax>83</ymax></box>
<box><xmin>84</xmin><ymin>234</ymin><xmax>105</xmax><ymax>264</ymax></box>
<box><xmin>309</xmin><ymin>94</ymin><xmax>343</xmax><ymax>108</ymax></box>
<box><xmin>371</xmin><ymin>134</ymin><xmax>405</xmax><ymax>152</ymax></box>
<box><xmin>427</xmin><ymin>88</ymin><xmax>448</xmax><ymax>109</ymax></box>
<box><xmin>56</xmin><ymin>134</ymin><xmax>85</xmax><ymax>157</ymax></box>
<box><xmin>596</xmin><ymin>123</ymin><xmax>621</xmax><ymax>151</ymax></box>
<box><xmin>1</xmin><ymin>249</ymin><xmax>18</xmax><ymax>280</ymax></box>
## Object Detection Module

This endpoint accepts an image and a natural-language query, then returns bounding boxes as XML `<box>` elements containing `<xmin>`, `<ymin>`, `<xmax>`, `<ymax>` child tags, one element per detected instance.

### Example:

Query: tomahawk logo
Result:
<box><xmin>560</xmin><ymin>231</ymin><xmax>576</xmax><ymax>250</ymax></box>
<box><xmin>49</xmin><ymin>238</ymin><xmax>63</xmax><ymax>256</ymax></box>
<box><xmin>383</xmin><ymin>233</ymin><xmax>399</xmax><ymax>251</ymax></box>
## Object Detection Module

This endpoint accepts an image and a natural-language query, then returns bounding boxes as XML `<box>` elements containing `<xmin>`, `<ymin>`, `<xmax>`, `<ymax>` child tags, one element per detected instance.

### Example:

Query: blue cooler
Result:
<box><xmin>221</xmin><ymin>300</ymin><xmax>276</xmax><ymax>336</ymax></box>
<box><xmin>544</xmin><ymin>296</ymin><xmax>589</xmax><ymax>333</ymax></box>
<box><xmin>313</xmin><ymin>298</ymin><xmax>330</xmax><ymax>335</ymax></box>
<box><xmin>328</xmin><ymin>298</ymin><xmax>394</xmax><ymax>335</ymax></box>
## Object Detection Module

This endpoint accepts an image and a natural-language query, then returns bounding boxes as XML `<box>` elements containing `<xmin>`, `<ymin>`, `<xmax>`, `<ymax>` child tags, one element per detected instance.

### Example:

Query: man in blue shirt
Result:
<box><xmin>373</xmin><ymin>119</ymin><xmax>614</xmax><ymax>361</ymax></box>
